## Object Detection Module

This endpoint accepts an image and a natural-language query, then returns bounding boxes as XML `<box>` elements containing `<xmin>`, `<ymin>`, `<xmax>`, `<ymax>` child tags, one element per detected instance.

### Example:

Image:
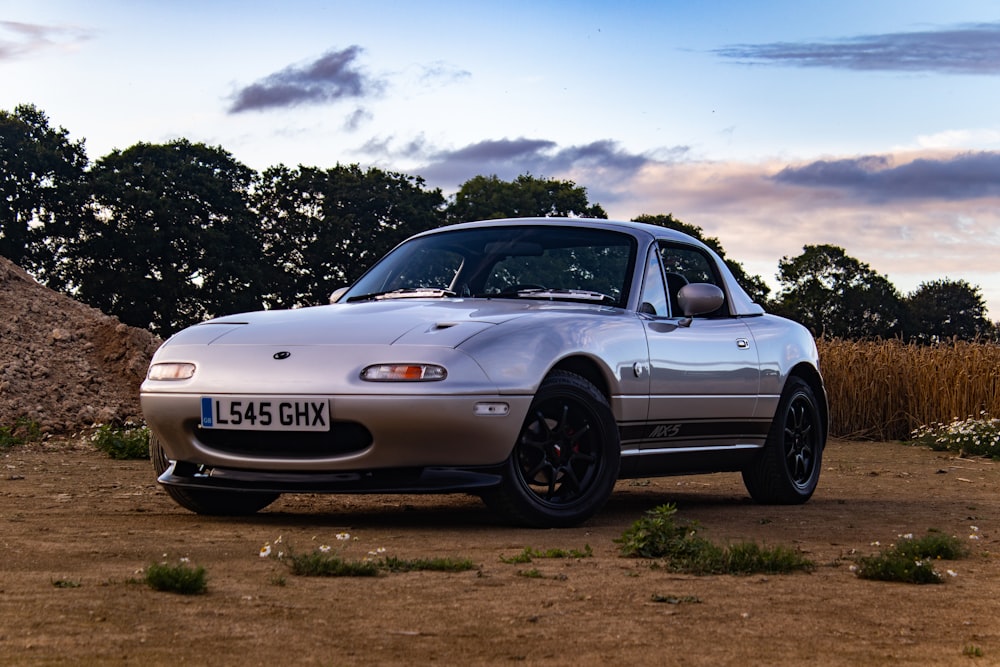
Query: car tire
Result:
<box><xmin>742</xmin><ymin>376</ymin><xmax>824</xmax><ymax>504</ymax></box>
<box><xmin>485</xmin><ymin>370</ymin><xmax>620</xmax><ymax>528</ymax></box>
<box><xmin>150</xmin><ymin>433</ymin><xmax>279</xmax><ymax>515</ymax></box>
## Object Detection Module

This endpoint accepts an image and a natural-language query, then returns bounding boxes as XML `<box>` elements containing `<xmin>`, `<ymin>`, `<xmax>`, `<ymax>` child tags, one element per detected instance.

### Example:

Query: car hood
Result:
<box><xmin>165</xmin><ymin>299</ymin><xmax>575</xmax><ymax>349</ymax></box>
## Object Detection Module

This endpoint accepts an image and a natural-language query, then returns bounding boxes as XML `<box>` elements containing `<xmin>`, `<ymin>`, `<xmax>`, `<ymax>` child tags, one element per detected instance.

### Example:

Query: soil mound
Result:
<box><xmin>0</xmin><ymin>256</ymin><xmax>161</xmax><ymax>433</ymax></box>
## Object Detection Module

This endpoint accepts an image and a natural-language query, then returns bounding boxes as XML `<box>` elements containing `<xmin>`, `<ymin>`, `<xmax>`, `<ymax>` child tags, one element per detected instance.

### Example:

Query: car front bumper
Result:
<box><xmin>141</xmin><ymin>392</ymin><xmax>534</xmax><ymax>473</ymax></box>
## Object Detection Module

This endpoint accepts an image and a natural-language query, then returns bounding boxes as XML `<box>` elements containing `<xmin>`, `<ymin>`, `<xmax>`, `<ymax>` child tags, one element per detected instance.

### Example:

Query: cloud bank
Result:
<box><xmin>228</xmin><ymin>46</ymin><xmax>382</xmax><ymax>113</ymax></box>
<box><xmin>0</xmin><ymin>20</ymin><xmax>91</xmax><ymax>60</ymax></box>
<box><xmin>358</xmin><ymin>136</ymin><xmax>1000</xmax><ymax>311</ymax></box>
<box><xmin>715</xmin><ymin>21</ymin><xmax>1000</xmax><ymax>75</ymax></box>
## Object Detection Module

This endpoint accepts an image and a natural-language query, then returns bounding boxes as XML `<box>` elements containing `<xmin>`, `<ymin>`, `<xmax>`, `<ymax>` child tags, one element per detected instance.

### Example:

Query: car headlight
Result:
<box><xmin>360</xmin><ymin>364</ymin><xmax>447</xmax><ymax>382</ymax></box>
<box><xmin>148</xmin><ymin>362</ymin><xmax>196</xmax><ymax>380</ymax></box>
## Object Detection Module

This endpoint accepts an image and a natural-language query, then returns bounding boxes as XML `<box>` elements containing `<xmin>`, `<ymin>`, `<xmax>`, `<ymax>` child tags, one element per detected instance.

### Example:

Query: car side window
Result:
<box><xmin>638</xmin><ymin>246</ymin><xmax>669</xmax><ymax>316</ymax></box>
<box><xmin>657</xmin><ymin>243</ymin><xmax>726</xmax><ymax>317</ymax></box>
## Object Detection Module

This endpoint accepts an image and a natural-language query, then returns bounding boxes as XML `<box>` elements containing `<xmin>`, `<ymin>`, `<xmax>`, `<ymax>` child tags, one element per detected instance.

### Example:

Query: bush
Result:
<box><xmin>91</xmin><ymin>423</ymin><xmax>150</xmax><ymax>459</ymax></box>
<box><xmin>0</xmin><ymin>417</ymin><xmax>41</xmax><ymax>449</ymax></box>
<box><xmin>910</xmin><ymin>413</ymin><xmax>1000</xmax><ymax>458</ymax></box>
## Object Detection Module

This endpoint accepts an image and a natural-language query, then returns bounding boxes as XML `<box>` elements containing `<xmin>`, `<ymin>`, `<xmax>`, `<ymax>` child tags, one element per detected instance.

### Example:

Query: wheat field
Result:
<box><xmin>817</xmin><ymin>339</ymin><xmax>1000</xmax><ymax>441</ymax></box>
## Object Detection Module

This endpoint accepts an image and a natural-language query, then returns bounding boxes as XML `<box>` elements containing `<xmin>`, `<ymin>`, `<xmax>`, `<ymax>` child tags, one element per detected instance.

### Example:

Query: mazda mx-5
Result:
<box><xmin>141</xmin><ymin>217</ymin><xmax>827</xmax><ymax>527</ymax></box>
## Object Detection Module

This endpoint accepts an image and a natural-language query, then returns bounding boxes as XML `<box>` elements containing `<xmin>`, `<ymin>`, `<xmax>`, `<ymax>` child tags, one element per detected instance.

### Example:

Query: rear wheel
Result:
<box><xmin>150</xmin><ymin>434</ymin><xmax>279</xmax><ymax>515</ymax></box>
<box><xmin>485</xmin><ymin>371</ymin><xmax>620</xmax><ymax>527</ymax></box>
<box><xmin>742</xmin><ymin>376</ymin><xmax>824</xmax><ymax>504</ymax></box>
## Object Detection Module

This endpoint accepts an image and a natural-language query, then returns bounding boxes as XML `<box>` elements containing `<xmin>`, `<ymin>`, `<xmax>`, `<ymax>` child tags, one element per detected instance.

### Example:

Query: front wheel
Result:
<box><xmin>742</xmin><ymin>376</ymin><xmax>824</xmax><ymax>504</ymax></box>
<box><xmin>484</xmin><ymin>371</ymin><xmax>620</xmax><ymax>527</ymax></box>
<box><xmin>150</xmin><ymin>434</ymin><xmax>279</xmax><ymax>515</ymax></box>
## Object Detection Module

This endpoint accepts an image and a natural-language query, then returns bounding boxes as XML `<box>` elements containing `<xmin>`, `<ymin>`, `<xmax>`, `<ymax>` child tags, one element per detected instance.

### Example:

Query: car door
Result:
<box><xmin>636</xmin><ymin>242</ymin><xmax>763</xmax><ymax>451</ymax></box>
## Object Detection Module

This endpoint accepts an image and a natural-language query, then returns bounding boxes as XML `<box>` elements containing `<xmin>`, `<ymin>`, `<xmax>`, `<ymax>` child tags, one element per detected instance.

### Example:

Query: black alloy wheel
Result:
<box><xmin>485</xmin><ymin>370</ymin><xmax>620</xmax><ymax>527</ymax></box>
<box><xmin>742</xmin><ymin>376</ymin><xmax>824</xmax><ymax>504</ymax></box>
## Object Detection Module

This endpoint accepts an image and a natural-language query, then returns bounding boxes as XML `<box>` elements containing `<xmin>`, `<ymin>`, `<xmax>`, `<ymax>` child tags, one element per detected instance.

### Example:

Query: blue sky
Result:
<box><xmin>3</xmin><ymin>0</ymin><xmax>1000</xmax><ymax>315</ymax></box>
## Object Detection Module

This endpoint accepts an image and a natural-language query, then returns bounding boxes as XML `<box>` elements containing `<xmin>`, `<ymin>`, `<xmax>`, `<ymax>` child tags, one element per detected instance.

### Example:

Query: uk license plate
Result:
<box><xmin>200</xmin><ymin>397</ymin><xmax>330</xmax><ymax>431</ymax></box>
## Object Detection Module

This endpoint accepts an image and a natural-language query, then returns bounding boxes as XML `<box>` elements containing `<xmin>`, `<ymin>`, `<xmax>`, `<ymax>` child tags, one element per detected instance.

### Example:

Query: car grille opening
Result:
<box><xmin>195</xmin><ymin>421</ymin><xmax>373</xmax><ymax>458</ymax></box>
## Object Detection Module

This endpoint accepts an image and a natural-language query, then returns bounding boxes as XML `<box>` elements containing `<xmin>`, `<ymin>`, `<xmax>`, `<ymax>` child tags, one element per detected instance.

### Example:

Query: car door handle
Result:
<box><xmin>736</xmin><ymin>338</ymin><xmax>750</xmax><ymax>349</ymax></box>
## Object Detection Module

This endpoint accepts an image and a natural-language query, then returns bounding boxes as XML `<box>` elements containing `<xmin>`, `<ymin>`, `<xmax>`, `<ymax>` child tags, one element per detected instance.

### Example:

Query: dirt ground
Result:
<box><xmin>0</xmin><ymin>437</ymin><xmax>996</xmax><ymax>666</ymax></box>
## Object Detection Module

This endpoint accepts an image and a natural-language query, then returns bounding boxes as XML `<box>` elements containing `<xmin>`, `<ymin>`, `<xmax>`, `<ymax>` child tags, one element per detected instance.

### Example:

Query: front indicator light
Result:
<box><xmin>148</xmin><ymin>362</ymin><xmax>196</xmax><ymax>380</ymax></box>
<box><xmin>360</xmin><ymin>364</ymin><xmax>447</xmax><ymax>382</ymax></box>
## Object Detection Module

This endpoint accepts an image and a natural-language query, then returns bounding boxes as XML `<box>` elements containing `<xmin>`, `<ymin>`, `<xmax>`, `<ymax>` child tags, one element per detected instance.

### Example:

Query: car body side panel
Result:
<box><xmin>612</xmin><ymin>316</ymin><xmax>766</xmax><ymax>476</ymax></box>
<box><xmin>643</xmin><ymin>318</ymin><xmax>760</xmax><ymax>420</ymax></box>
<box><xmin>456</xmin><ymin>306</ymin><xmax>651</xmax><ymax>422</ymax></box>
<box><xmin>742</xmin><ymin>314</ymin><xmax>824</xmax><ymax>419</ymax></box>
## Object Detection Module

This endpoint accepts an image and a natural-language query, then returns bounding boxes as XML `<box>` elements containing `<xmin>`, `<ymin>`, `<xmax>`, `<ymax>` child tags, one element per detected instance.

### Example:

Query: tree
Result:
<box><xmin>255</xmin><ymin>164</ymin><xmax>445</xmax><ymax>308</ymax></box>
<box><xmin>0</xmin><ymin>104</ymin><xmax>88</xmax><ymax>280</ymax></box>
<box><xmin>904</xmin><ymin>278</ymin><xmax>993</xmax><ymax>343</ymax></box>
<box><xmin>72</xmin><ymin>140</ymin><xmax>261</xmax><ymax>336</ymax></box>
<box><xmin>632</xmin><ymin>213</ymin><xmax>771</xmax><ymax>304</ymax></box>
<box><xmin>445</xmin><ymin>174</ymin><xmax>607</xmax><ymax>222</ymax></box>
<box><xmin>775</xmin><ymin>244</ymin><xmax>905</xmax><ymax>339</ymax></box>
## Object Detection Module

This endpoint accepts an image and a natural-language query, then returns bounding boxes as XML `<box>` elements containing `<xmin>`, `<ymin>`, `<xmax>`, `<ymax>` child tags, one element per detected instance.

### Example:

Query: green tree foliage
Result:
<box><xmin>904</xmin><ymin>278</ymin><xmax>994</xmax><ymax>343</ymax></box>
<box><xmin>73</xmin><ymin>140</ymin><xmax>261</xmax><ymax>335</ymax></box>
<box><xmin>0</xmin><ymin>104</ymin><xmax>88</xmax><ymax>280</ymax></box>
<box><xmin>632</xmin><ymin>213</ymin><xmax>771</xmax><ymax>304</ymax></box>
<box><xmin>255</xmin><ymin>164</ymin><xmax>445</xmax><ymax>308</ymax></box>
<box><xmin>4</xmin><ymin>105</ymin><xmax>997</xmax><ymax>343</ymax></box>
<box><xmin>446</xmin><ymin>174</ymin><xmax>607</xmax><ymax>222</ymax></box>
<box><xmin>775</xmin><ymin>244</ymin><xmax>905</xmax><ymax>339</ymax></box>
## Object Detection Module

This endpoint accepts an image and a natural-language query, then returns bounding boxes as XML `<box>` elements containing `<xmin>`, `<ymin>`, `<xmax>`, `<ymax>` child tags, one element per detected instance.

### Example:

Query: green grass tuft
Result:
<box><xmin>144</xmin><ymin>561</ymin><xmax>207</xmax><ymax>595</ymax></box>
<box><xmin>500</xmin><ymin>545</ymin><xmax>593</xmax><ymax>564</ymax></box>
<box><xmin>617</xmin><ymin>504</ymin><xmax>814</xmax><ymax>575</ymax></box>
<box><xmin>853</xmin><ymin>531</ymin><xmax>967</xmax><ymax>584</ymax></box>
<box><xmin>286</xmin><ymin>551</ymin><xmax>380</xmax><ymax>577</ymax></box>
<box><xmin>380</xmin><ymin>555</ymin><xmax>477</xmax><ymax>573</ymax></box>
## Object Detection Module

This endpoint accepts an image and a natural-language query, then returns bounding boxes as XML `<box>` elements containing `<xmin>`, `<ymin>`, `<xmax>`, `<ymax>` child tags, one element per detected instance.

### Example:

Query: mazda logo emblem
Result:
<box><xmin>273</xmin><ymin>351</ymin><xmax>291</xmax><ymax>360</ymax></box>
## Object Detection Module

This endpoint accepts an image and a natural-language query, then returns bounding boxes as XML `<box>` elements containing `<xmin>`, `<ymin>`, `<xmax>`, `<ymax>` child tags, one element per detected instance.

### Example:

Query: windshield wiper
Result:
<box><xmin>346</xmin><ymin>288</ymin><xmax>456</xmax><ymax>302</ymax></box>
<box><xmin>492</xmin><ymin>288</ymin><xmax>618</xmax><ymax>305</ymax></box>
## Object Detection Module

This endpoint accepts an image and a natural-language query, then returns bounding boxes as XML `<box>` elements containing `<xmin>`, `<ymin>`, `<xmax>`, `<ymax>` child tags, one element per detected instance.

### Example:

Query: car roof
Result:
<box><xmin>428</xmin><ymin>217</ymin><xmax>702</xmax><ymax>247</ymax></box>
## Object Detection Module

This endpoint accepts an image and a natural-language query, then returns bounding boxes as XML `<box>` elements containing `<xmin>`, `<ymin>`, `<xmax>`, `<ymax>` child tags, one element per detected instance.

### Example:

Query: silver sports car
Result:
<box><xmin>141</xmin><ymin>217</ymin><xmax>827</xmax><ymax>527</ymax></box>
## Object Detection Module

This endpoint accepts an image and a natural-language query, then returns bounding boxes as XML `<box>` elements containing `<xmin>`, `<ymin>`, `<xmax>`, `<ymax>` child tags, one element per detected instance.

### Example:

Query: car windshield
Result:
<box><xmin>343</xmin><ymin>225</ymin><xmax>636</xmax><ymax>308</ymax></box>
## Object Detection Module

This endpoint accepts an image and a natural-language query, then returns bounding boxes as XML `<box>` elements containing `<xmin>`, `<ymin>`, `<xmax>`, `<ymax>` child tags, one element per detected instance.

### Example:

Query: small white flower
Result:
<box><xmin>179</xmin><ymin>557</ymin><xmax>190</xmax><ymax>563</ymax></box>
<box><xmin>274</xmin><ymin>535</ymin><xmax>283</xmax><ymax>544</ymax></box>
<box><xmin>870</xmin><ymin>541</ymin><xmax>880</xmax><ymax>547</ymax></box>
<box><xmin>336</xmin><ymin>532</ymin><xmax>351</xmax><ymax>541</ymax></box>
<box><xmin>259</xmin><ymin>544</ymin><xmax>272</xmax><ymax>558</ymax></box>
<box><xmin>947</xmin><ymin>570</ymin><xmax>958</xmax><ymax>577</ymax></box>
<box><xmin>969</xmin><ymin>534</ymin><xmax>981</xmax><ymax>541</ymax></box>
<box><xmin>318</xmin><ymin>545</ymin><xmax>332</xmax><ymax>553</ymax></box>
<box><xmin>848</xmin><ymin>565</ymin><xmax>858</xmax><ymax>573</ymax></box>
<box><xmin>899</xmin><ymin>533</ymin><xmax>913</xmax><ymax>540</ymax></box>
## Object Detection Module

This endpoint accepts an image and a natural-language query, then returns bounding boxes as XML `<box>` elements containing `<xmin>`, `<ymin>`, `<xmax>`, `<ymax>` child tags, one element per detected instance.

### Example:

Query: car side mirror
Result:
<box><xmin>329</xmin><ymin>286</ymin><xmax>349</xmax><ymax>304</ymax></box>
<box><xmin>677</xmin><ymin>283</ymin><xmax>725</xmax><ymax>324</ymax></box>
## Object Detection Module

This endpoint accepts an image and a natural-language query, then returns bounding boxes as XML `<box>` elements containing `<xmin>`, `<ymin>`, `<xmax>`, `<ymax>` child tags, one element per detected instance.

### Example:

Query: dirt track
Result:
<box><xmin>0</xmin><ymin>437</ymin><xmax>997</xmax><ymax>666</ymax></box>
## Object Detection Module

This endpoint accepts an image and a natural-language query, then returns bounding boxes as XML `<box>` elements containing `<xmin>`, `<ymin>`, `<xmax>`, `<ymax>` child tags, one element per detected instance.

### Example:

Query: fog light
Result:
<box><xmin>474</xmin><ymin>402</ymin><xmax>509</xmax><ymax>416</ymax></box>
